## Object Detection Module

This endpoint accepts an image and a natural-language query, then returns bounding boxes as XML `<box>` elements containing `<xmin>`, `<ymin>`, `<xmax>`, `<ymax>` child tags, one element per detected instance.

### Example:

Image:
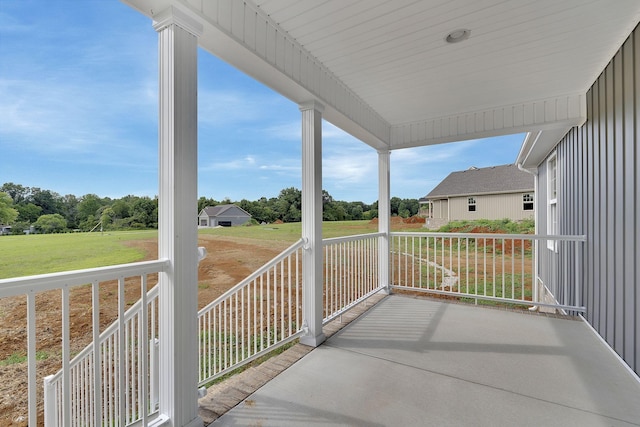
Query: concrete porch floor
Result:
<box><xmin>206</xmin><ymin>295</ymin><xmax>640</xmax><ymax>426</ymax></box>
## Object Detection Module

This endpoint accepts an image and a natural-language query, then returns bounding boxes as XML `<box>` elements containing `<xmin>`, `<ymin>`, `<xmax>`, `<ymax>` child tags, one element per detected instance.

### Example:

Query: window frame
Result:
<box><xmin>468</xmin><ymin>197</ymin><xmax>476</xmax><ymax>212</ymax></box>
<box><xmin>523</xmin><ymin>193</ymin><xmax>534</xmax><ymax>211</ymax></box>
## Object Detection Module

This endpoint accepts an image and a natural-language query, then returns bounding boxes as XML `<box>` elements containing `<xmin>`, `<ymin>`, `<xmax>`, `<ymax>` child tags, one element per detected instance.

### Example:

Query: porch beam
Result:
<box><xmin>153</xmin><ymin>7</ymin><xmax>203</xmax><ymax>427</ymax></box>
<box><xmin>378</xmin><ymin>150</ymin><xmax>391</xmax><ymax>293</ymax></box>
<box><xmin>300</xmin><ymin>100</ymin><xmax>326</xmax><ymax>347</ymax></box>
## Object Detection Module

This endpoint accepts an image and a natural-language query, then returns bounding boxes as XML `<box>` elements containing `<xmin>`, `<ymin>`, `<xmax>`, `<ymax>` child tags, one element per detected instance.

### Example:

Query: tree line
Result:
<box><xmin>0</xmin><ymin>182</ymin><xmax>420</xmax><ymax>234</ymax></box>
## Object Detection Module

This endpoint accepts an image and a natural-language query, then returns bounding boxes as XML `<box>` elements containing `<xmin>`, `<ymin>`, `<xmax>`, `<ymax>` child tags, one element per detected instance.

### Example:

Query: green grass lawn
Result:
<box><xmin>0</xmin><ymin>230</ymin><xmax>156</xmax><ymax>279</ymax></box>
<box><xmin>0</xmin><ymin>220</ymin><xmax>429</xmax><ymax>280</ymax></box>
<box><xmin>198</xmin><ymin>220</ymin><xmax>385</xmax><ymax>241</ymax></box>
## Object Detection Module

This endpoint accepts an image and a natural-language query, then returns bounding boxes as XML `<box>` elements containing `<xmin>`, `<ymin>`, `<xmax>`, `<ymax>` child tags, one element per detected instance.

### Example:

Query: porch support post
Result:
<box><xmin>153</xmin><ymin>7</ymin><xmax>203</xmax><ymax>427</ymax></box>
<box><xmin>378</xmin><ymin>150</ymin><xmax>391</xmax><ymax>293</ymax></box>
<box><xmin>299</xmin><ymin>100</ymin><xmax>326</xmax><ymax>347</ymax></box>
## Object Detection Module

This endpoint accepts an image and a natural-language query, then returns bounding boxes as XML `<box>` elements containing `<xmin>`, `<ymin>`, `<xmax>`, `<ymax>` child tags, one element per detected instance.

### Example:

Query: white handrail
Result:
<box><xmin>322</xmin><ymin>232</ymin><xmax>384</xmax><ymax>245</ymax></box>
<box><xmin>391</xmin><ymin>231</ymin><xmax>586</xmax><ymax>241</ymax></box>
<box><xmin>0</xmin><ymin>259</ymin><xmax>169</xmax><ymax>298</ymax></box>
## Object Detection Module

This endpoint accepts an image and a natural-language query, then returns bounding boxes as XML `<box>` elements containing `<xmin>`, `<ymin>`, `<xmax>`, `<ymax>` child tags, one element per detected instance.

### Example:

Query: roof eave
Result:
<box><xmin>516</xmin><ymin>114</ymin><xmax>587</xmax><ymax>169</ymax></box>
<box><xmin>426</xmin><ymin>188</ymin><xmax>534</xmax><ymax>200</ymax></box>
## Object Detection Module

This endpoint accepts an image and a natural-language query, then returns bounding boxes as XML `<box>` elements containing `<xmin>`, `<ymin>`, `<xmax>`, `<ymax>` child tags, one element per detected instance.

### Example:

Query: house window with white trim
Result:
<box><xmin>523</xmin><ymin>193</ymin><xmax>534</xmax><ymax>211</ymax></box>
<box><xmin>547</xmin><ymin>153</ymin><xmax>557</xmax><ymax>251</ymax></box>
<box><xmin>468</xmin><ymin>197</ymin><xmax>476</xmax><ymax>212</ymax></box>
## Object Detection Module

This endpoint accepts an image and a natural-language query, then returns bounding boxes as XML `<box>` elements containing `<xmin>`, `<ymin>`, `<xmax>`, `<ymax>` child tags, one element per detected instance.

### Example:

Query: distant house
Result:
<box><xmin>198</xmin><ymin>204</ymin><xmax>251</xmax><ymax>227</ymax></box>
<box><xmin>421</xmin><ymin>164</ymin><xmax>534</xmax><ymax>227</ymax></box>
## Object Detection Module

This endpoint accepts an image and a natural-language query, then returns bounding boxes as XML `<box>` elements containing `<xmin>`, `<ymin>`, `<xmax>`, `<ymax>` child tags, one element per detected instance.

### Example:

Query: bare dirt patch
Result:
<box><xmin>0</xmin><ymin>235</ymin><xmax>290</xmax><ymax>426</ymax></box>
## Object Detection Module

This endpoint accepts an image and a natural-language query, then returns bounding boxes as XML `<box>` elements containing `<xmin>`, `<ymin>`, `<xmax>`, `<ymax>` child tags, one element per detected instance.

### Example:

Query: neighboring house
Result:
<box><xmin>517</xmin><ymin>25</ymin><xmax>638</xmax><ymax>375</ymax></box>
<box><xmin>198</xmin><ymin>204</ymin><xmax>251</xmax><ymax>227</ymax></box>
<box><xmin>421</xmin><ymin>164</ymin><xmax>534</xmax><ymax>225</ymax></box>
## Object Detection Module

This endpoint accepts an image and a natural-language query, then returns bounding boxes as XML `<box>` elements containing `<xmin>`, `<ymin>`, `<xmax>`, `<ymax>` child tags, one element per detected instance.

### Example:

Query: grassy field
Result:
<box><xmin>0</xmin><ymin>221</ymin><xmax>394</xmax><ymax>279</ymax></box>
<box><xmin>0</xmin><ymin>230</ymin><xmax>155</xmax><ymax>279</ymax></box>
<box><xmin>0</xmin><ymin>219</ymin><xmax>532</xmax><ymax>280</ymax></box>
<box><xmin>198</xmin><ymin>220</ymin><xmax>385</xmax><ymax>241</ymax></box>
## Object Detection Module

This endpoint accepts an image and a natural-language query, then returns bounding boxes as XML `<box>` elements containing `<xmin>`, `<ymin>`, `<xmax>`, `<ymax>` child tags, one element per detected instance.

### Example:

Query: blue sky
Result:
<box><xmin>0</xmin><ymin>1</ymin><xmax>525</xmax><ymax>204</ymax></box>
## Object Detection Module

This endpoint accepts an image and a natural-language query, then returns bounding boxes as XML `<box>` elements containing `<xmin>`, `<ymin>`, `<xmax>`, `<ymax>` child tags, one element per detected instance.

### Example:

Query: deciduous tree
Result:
<box><xmin>0</xmin><ymin>192</ymin><xmax>19</xmax><ymax>224</ymax></box>
<box><xmin>34</xmin><ymin>214</ymin><xmax>67</xmax><ymax>233</ymax></box>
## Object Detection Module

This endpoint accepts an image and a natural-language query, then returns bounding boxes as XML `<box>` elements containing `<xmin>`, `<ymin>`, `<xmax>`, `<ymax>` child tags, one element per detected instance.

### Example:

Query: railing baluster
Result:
<box><xmin>522</xmin><ymin>239</ymin><xmax>526</xmax><ymax>302</ymax></box>
<box><xmin>213</xmin><ymin>305</ymin><xmax>219</xmax><ymax>375</ymax></box>
<box><xmin>280</xmin><ymin>259</ymin><xmax>284</xmax><ymax>339</ymax></box>
<box><xmin>511</xmin><ymin>239</ymin><xmax>516</xmax><ymax>301</ymax></box>
<box><xmin>268</xmin><ymin>271</ymin><xmax>273</xmax><ymax>347</ymax></box>
<box><xmin>103</xmin><ymin>336</ymin><xmax>108</xmax><ymax>425</ymax></box>
<box><xmin>324</xmin><ymin>246</ymin><xmax>329</xmax><ymax>318</ymax></box>
<box><xmin>287</xmin><ymin>254</ymin><xmax>292</xmax><ymax>335</ymax></box>
<box><xmin>458</xmin><ymin>236</ymin><xmax>462</xmax><ymax>292</ymax></box>
<box><xmin>241</xmin><ymin>287</ymin><xmax>245</xmax><ymax>365</ymax></box>
<box><xmin>117</xmin><ymin>277</ymin><xmax>125</xmax><ymax>425</ymax></box>
<box><xmin>501</xmin><ymin>238</ymin><xmax>505</xmax><ymax>299</ymax></box>
<box><xmin>91</xmin><ymin>280</ymin><xmax>101</xmax><ymax>426</ymax></box>
<box><xmin>125</xmin><ymin>311</ymin><xmax>131</xmax><ymax>423</ymax></box>
<box><xmin>296</xmin><ymin>248</ymin><xmax>300</xmax><ymax>332</ymax></box>
<box><xmin>234</xmin><ymin>292</ymin><xmax>239</xmax><ymax>364</ymax></box>
<box><xmin>62</xmin><ymin>286</ymin><xmax>71</xmax><ymax>427</ymax></box>
<box><xmin>26</xmin><ymin>292</ymin><xmax>37</xmax><ymax>426</ymax></box>
<box><xmin>465</xmin><ymin>237</ymin><xmax>469</xmax><ymax>294</ymax></box>
<box><xmin>140</xmin><ymin>274</ymin><xmax>148</xmax><ymax>425</ymax></box>
<box><xmin>253</xmin><ymin>279</ymin><xmax>258</xmax><ymax>356</ymax></box>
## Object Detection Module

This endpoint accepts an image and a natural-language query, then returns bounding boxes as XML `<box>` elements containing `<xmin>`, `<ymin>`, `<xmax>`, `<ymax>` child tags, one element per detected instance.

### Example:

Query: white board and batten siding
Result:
<box><xmin>537</xmin><ymin>25</ymin><xmax>639</xmax><ymax>376</ymax></box>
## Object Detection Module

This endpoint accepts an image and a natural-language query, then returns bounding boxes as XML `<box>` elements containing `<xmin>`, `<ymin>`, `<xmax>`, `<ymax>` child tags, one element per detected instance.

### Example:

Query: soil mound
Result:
<box><xmin>369</xmin><ymin>216</ymin><xmax>425</xmax><ymax>224</ymax></box>
<box><xmin>404</xmin><ymin>215</ymin><xmax>426</xmax><ymax>224</ymax></box>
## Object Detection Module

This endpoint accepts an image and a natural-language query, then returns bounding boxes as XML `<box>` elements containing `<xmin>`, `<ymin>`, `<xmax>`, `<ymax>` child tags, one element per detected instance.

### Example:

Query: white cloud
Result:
<box><xmin>263</xmin><ymin>121</ymin><xmax>300</xmax><ymax>141</ymax></box>
<box><xmin>0</xmin><ymin>78</ymin><xmax>155</xmax><ymax>157</ymax></box>
<box><xmin>0</xmin><ymin>11</ymin><xmax>32</xmax><ymax>33</ymax></box>
<box><xmin>323</xmin><ymin>149</ymin><xmax>377</xmax><ymax>183</ymax></box>
<box><xmin>201</xmin><ymin>154</ymin><xmax>299</xmax><ymax>175</ymax></box>
<box><xmin>198</xmin><ymin>89</ymin><xmax>289</xmax><ymax>128</ymax></box>
<box><xmin>261</xmin><ymin>120</ymin><xmax>367</xmax><ymax>143</ymax></box>
<box><xmin>322</xmin><ymin>122</ymin><xmax>357</xmax><ymax>142</ymax></box>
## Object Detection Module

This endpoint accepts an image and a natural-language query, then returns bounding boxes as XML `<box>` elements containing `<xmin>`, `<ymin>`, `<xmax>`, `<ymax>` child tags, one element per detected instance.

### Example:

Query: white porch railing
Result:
<box><xmin>322</xmin><ymin>233</ymin><xmax>383</xmax><ymax>323</ymax></box>
<box><xmin>197</xmin><ymin>238</ymin><xmax>306</xmax><ymax>386</ymax></box>
<box><xmin>197</xmin><ymin>233</ymin><xmax>385</xmax><ymax>386</ymax></box>
<box><xmin>390</xmin><ymin>232</ymin><xmax>586</xmax><ymax>312</ymax></box>
<box><xmin>43</xmin><ymin>285</ymin><xmax>161</xmax><ymax>427</ymax></box>
<box><xmin>0</xmin><ymin>259</ymin><xmax>168</xmax><ymax>427</ymax></box>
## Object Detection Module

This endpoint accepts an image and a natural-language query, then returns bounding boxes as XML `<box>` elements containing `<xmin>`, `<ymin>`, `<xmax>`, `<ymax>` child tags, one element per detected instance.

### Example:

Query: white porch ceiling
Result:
<box><xmin>124</xmin><ymin>0</ymin><xmax>640</xmax><ymax>152</ymax></box>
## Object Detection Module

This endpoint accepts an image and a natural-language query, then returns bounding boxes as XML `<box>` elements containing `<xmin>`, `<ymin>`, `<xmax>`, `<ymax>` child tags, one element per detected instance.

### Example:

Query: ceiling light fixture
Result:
<box><xmin>445</xmin><ymin>29</ymin><xmax>470</xmax><ymax>43</ymax></box>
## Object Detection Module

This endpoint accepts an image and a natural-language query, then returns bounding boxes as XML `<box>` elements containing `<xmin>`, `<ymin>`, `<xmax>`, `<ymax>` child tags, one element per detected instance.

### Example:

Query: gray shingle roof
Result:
<box><xmin>425</xmin><ymin>164</ymin><xmax>533</xmax><ymax>199</ymax></box>
<box><xmin>201</xmin><ymin>204</ymin><xmax>251</xmax><ymax>217</ymax></box>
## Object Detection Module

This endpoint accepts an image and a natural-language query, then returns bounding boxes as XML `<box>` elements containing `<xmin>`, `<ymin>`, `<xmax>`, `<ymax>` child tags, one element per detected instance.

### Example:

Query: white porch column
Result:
<box><xmin>378</xmin><ymin>150</ymin><xmax>391</xmax><ymax>293</ymax></box>
<box><xmin>299</xmin><ymin>101</ymin><xmax>326</xmax><ymax>347</ymax></box>
<box><xmin>153</xmin><ymin>7</ymin><xmax>203</xmax><ymax>427</ymax></box>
